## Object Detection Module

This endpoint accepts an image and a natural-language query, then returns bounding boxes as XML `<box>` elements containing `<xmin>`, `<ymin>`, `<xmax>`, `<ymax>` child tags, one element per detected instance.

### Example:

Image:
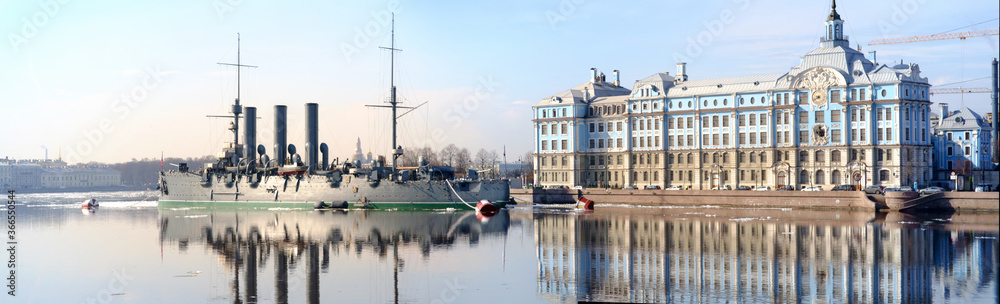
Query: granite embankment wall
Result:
<box><xmin>512</xmin><ymin>188</ymin><xmax>998</xmax><ymax>212</ymax></box>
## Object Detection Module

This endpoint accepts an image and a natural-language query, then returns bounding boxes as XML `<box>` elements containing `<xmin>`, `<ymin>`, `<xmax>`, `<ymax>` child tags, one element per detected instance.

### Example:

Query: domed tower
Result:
<box><xmin>821</xmin><ymin>0</ymin><xmax>849</xmax><ymax>48</ymax></box>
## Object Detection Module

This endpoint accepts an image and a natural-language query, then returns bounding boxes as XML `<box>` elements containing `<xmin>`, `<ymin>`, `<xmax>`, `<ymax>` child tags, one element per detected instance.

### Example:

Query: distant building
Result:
<box><xmin>0</xmin><ymin>158</ymin><xmax>121</xmax><ymax>191</ymax></box>
<box><xmin>930</xmin><ymin>104</ymin><xmax>997</xmax><ymax>189</ymax></box>
<box><xmin>532</xmin><ymin>2</ymin><xmax>933</xmax><ymax>189</ymax></box>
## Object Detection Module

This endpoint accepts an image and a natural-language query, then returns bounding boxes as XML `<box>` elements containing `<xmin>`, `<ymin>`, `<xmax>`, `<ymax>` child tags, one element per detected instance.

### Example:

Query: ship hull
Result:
<box><xmin>158</xmin><ymin>171</ymin><xmax>510</xmax><ymax>210</ymax></box>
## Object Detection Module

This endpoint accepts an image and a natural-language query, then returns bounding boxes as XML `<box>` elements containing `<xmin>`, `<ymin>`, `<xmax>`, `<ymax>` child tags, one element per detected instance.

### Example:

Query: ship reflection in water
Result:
<box><xmin>158</xmin><ymin>208</ymin><xmax>512</xmax><ymax>304</ymax></box>
<box><xmin>533</xmin><ymin>208</ymin><xmax>998</xmax><ymax>303</ymax></box>
<box><xmin>156</xmin><ymin>207</ymin><xmax>997</xmax><ymax>303</ymax></box>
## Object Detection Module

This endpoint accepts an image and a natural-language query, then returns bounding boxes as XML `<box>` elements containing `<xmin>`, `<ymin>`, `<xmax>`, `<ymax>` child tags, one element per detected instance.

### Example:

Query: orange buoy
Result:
<box><xmin>81</xmin><ymin>199</ymin><xmax>99</xmax><ymax>209</ymax></box>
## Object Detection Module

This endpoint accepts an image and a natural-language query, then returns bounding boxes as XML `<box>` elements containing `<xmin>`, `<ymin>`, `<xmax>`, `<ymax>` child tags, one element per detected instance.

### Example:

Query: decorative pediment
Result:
<box><xmin>792</xmin><ymin>67</ymin><xmax>846</xmax><ymax>108</ymax></box>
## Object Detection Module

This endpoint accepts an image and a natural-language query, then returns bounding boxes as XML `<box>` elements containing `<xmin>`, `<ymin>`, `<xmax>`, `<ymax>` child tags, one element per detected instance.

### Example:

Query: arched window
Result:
<box><xmin>832</xmin><ymin>170</ymin><xmax>841</xmax><ymax>185</ymax></box>
<box><xmin>760</xmin><ymin>152</ymin><xmax>767</xmax><ymax>164</ymax></box>
<box><xmin>701</xmin><ymin>153</ymin><xmax>708</xmax><ymax>163</ymax></box>
<box><xmin>831</xmin><ymin>150</ymin><xmax>841</xmax><ymax>163</ymax></box>
<box><xmin>799</xmin><ymin>151</ymin><xmax>809</xmax><ymax>162</ymax></box>
<box><xmin>739</xmin><ymin>152</ymin><xmax>746</xmax><ymax>163</ymax></box>
<box><xmin>713</xmin><ymin>153</ymin><xmax>719</xmax><ymax>164</ymax></box>
<box><xmin>723</xmin><ymin>152</ymin><xmax>730</xmax><ymax>164</ymax></box>
<box><xmin>799</xmin><ymin>170</ymin><xmax>809</xmax><ymax>184</ymax></box>
<box><xmin>687</xmin><ymin>153</ymin><xmax>693</xmax><ymax>164</ymax></box>
<box><xmin>815</xmin><ymin>150</ymin><xmax>825</xmax><ymax>162</ymax></box>
<box><xmin>816</xmin><ymin>170</ymin><xmax>825</xmax><ymax>184</ymax></box>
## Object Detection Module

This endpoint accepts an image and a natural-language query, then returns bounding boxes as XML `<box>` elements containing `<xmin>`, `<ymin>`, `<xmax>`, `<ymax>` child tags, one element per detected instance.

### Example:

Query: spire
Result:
<box><xmin>827</xmin><ymin>0</ymin><xmax>841</xmax><ymax>21</ymax></box>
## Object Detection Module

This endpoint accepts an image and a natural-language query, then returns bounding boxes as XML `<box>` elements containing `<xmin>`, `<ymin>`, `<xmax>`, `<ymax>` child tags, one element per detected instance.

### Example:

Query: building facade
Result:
<box><xmin>1</xmin><ymin>158</ymin><xmax>121</xmax><ymax>190</ymax></box>
<box><xmin>533</xmin><ymin>3</ymin><xmax>933</xmax><ymax>190</ymax></box>
<box><xmin>930</xmin><ymin>104</ymin><xmax>997</xmax><ymax>190</ymax></box>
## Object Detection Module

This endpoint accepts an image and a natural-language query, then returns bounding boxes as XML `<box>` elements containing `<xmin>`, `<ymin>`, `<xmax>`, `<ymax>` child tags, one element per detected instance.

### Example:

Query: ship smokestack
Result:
<box><xmin>320</xmin><ymin>143</ymin><xmax>329</xmax><ymax>171</ymax></box>
<box><xmin>274</xmin><ymin>105</ymin><xmax>287</xmax><ymax>166</ymax></box>
<box><xmin>305</xmin><ymin>103</ymin><xmax>319</xmax><ymax>173</ymax></box>
<box><xmin>243</xmin><ymin>107</ymin><xmax>257</xmax><ymax>168</ymax></box>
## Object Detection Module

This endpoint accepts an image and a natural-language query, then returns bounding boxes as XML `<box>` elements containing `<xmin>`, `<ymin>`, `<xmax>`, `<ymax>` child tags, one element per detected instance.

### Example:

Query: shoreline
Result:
<box><xmin>512</xmin><ymin>188</ymin><xmax>999</xmax><ymax>212</ymax></box>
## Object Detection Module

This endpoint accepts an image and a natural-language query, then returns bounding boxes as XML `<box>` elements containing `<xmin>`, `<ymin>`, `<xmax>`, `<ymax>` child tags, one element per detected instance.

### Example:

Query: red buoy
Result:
<box><xmin>476</xmin><ymin>200</ymin><xmax>499</xmax><ymax>217</ymax></box>
<box><xmin>576</xmin><ymin>196</ymin><xmax>594</xmax><ymax>210</ymax></box>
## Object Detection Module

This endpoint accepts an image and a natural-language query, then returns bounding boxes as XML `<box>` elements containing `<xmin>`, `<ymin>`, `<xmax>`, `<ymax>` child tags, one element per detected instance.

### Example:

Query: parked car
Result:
<box><xmin>665</xmin><ymin>186</ymin><xmax>682</xmax><ymax>190</ymax></box>
<box><xmin>776</xmin><ymin>185</ymin><xmax>795</xmax><ymax>191</ymax></box>
<box><xmin>643</xmin><ymin>185</ymin><xmax>661</xmax><ymax>190</ymax></box>
<box><xmin>736</xmin><ymin>186</ymin><xmax>752</xmax><ymax>190</ymax></box>
<box><xmin>918</xmin><ymin>186</ymin><xmax>944</xmax><ymax>195</ymax></box>
<box><xmin>831</xmin><ymin>185</ymin><xmax>855</xmax><ymax>191</ymax></box>
<box><xmin>801</xmin><ymin>186</ymin><xmax>823</xmax><ymax>191</ymax></box>
<box><xmin>753</xmin><ymin>186</ymin><xmax>771</xmax><ymax>191</ymax></box>
<box><xmin>864</xmin><ymin>185</ymin><xmax>885</xmax><ymax>195</ymax></box>
<box><xmin>622</xmin><ymin>186</ymin><xmax>637</xmax><ymax>190</ymax></box>
<box><xmin>711</xmin><ymin>185</ymin><xmax>732</xmax><ymax>190</ymax></box>
<box><xmin>571</xmin><ymin>185</ymin><xmax>583</xmax><ymax>190</ymax></box>
<box><xmin>883</xmin><ymin>187</ymin><xmax>902</xmax><ymax>192</ymax></box>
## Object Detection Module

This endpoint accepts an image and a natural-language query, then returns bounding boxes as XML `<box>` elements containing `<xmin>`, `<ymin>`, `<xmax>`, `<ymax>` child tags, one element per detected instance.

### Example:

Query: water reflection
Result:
<box><xmin>533</xmin><ymin>209</ymin><xmax>998</xmax><ymax>303</ymax></box>
<box><xmin>158</xmin><ymin>209</ymin><xmax>510</xmax><ymax>304</ymax></box>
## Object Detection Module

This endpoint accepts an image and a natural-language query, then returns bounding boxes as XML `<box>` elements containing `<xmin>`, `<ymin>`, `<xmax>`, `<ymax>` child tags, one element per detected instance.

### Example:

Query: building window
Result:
<box><xmin>760</xmin><ymin>132</ymin><xmax>767</xmax><ymax>145</ymax></box>
<box><xmin>561</xmin><ymin>140</ymin><xmax>568</xmax><ymax>150</ymax></box>
<box><xmin>739</xmin><ymin>115</ymin><xmax>746</xmax><ymax>127</ymax></box>
<box><xmin>800</xmin><ymin>131</ymin><xmax>809</xmax><ymax>144</ymax></box>
<box><xmin>760</xmin><ymin>113</ymin><xmax>767</xmax><ymax>126</ymax></box>
<box><xmin>886</xmin><ymin>128</ymin><xmax>892</xmax><ymax>141</ymax></box>
<box><xmin>687</xmin><ymin>135</ymin><xmax>693</xmax><ymax>146</ymax></box>
<box><xmin>965</xmin><ymin>146</ymin><xmax>971</xmax><ymax>156</ymax></box>
<box><xmin>686</xmin><ymin>117</ymin><xmax>693</xmax><ymax>128</ymax></box>
<box><xmin>589</xmin><ymin>123</ymin><xmax>594</xmax><ymax>133</ymax></box>
<box><xmin>739</xmin><ymin>133</ymin><xmax>746</xmax><ymax>145</ymax></box>
<box><xmin>831</xmin><ymin>91</ymin><xmax>840</xmax><ymax>103</ymax></box>
<box><xmin>964</xmin><ymin>131</ymin><xmax>970</xmax><ymax>140</ymax></box>
<box><xmin>616</xmin><ymin>138</ymin><xmax>622</xmax><ymax>148</ymax></box>
<box><xmin>589</xmin><ymin>139</ymin><xmax>595</xmax><ymax>149</ymax></box>
<box><xmin>831</xmin><ymin>110</ymin><xmax>840</xmax><ymax>122</ymax></box>
<box><xmin>723</xmin><ymin>116</ymin><xmax>730</xmax><ymax>127</ymax></box>
<box><xmin>878</xmin><ymin>128</ymin><xmax>884</xmax><ymax>141</ymax></box>
<box><xmin>541</xmin><ymin>124</ymin><xmax>547</xmax><ymax>135</ymax></box>
<box><xmin>749</xmin><ymin>114</ymin><xmax>757</xmax><ymax>126</ymax></box>
<box><xmin>881</xmin><ymin>89</ymin><xmax>887</xmax><ymax>98</ymax></box>
<box><xmin>712</xmin><ymin>134</ymin><xmax>719</xmax><ymax>145</ymax></box>
<box><xmin>799</xmin><ymin>111</ymin><xmax>808</xmax><ymax>124</ymax></box>
<box><xmin>750</xmin><ymin>132</ymin><xmax>757</xmax><ymax>145</ymax></box>
<box><xmin>777</xmin><ymin>132</ymin><xmax>783</xmax><ymax>144</ymax></box>
<box><xmin>947</xmin><ymin>133</ymin><xmax>953</xmax><ymax>141</ymax></box>
<box><xmin>561</xmin><ymin>123</ymin><xmax>567</xmax><ymax>135</ymax></box>
<box><xmin>832</xmin><ymin>129</ymin><xmax>841</xmax><ymax>143</ymax></box>
<box><xmin>616</xmin><ymin>122</ymin><xmax>623</xmax><ymax>131</ymax></box>
<box><xmin>712</xmin><ymin>116</ymin><xmax>719</xmax><ymax>127</ymax></box>
<box><xmin>542</xmin><ymin>141</ymin><xmax>549</xmax><ymax>151</ymax></box>
<box><xmin>723</xmin><ymin>135</ymin><xmax>730</xmax><ymax>146</ymax></box>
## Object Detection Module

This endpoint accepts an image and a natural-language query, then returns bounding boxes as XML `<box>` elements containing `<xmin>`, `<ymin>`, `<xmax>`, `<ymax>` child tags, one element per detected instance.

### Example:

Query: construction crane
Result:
<box><xmin>929</xmin><ymin>88</ymin><xmax>991</xmax><ymax>95</ymax></box>
<box><xmin>868</xmin><ymin>29</ymin><xmax>998</xmax><ymax>46</ymax></box>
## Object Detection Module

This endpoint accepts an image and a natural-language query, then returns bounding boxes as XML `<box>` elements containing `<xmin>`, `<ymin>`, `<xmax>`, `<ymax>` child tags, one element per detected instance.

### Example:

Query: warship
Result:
<box><xmin>157</xmin><ymin>21</ymin><xmax>510</xmax><ymax>210</ymax></box>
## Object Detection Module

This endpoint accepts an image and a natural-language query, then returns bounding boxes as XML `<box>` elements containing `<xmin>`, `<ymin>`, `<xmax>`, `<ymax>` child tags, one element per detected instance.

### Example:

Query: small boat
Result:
<box><xmin>81</xmin><ymin>199</ymin><xmax>99</xmax><ymax>209</ymax></box>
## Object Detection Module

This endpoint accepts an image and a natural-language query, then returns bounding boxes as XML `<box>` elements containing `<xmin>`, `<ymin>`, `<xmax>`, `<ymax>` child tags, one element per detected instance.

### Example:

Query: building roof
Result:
<box><xmin>934</xmin><ymin>107</ymin><xmax>995</xmax><ymax>131</ymax></box>
<box><xmin>535</xmin><ymin>79</ymin><xmax>630</xmax><ymax>107</ymax></box>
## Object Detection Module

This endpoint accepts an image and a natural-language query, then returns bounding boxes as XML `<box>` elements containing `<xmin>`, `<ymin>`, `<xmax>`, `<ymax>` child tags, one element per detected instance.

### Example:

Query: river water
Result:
<box><xmin>8</xmin><ymin>190</ymin><xmax>998</xmax><ymax>303</ymax></box>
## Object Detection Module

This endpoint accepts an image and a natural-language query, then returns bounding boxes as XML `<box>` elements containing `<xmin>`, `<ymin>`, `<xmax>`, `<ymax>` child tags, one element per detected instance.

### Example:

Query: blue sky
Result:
<box><xmin>1</xmin><ymin>0</ymin><xmax>997</xmax><ymax>164</ymax></box>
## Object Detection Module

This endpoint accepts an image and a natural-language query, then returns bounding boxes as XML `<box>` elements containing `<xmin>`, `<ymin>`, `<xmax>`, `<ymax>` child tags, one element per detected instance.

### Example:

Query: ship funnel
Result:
<box><xmin>243</xmin><ymin>106</ymin><xmax>257</xmax><ymax>168</ymax></box>
<box><xmin>305</xmin><ymin>103</ymin><xmax>319</xmax><ymax>173</ymax></box>
<box><xmin>274</xmin><ymin>105</ymin><xmax>287</xmax><ymax>166</ymax></box>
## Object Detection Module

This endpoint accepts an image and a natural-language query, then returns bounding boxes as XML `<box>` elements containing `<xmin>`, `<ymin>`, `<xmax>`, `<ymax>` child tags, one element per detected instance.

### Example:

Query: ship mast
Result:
<box><xmin>368</xmin><ymin>14</ymin><xmax>411</xmax><ymax>175</ymax></box>
<box><xmin>216</xmin><ymin>33</ymin><xmax>258</xmax><ymax>162</ymax></box>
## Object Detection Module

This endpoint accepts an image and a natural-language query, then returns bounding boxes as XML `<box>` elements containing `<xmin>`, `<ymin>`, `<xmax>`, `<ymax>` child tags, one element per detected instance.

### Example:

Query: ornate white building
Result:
<box><xmin>532</xmin><ymin>2</ymin><xmax>933</xmax><ymax>189</ymax></box>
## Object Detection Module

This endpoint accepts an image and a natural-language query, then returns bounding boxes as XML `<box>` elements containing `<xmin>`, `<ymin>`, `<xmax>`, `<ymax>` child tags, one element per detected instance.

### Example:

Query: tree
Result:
<box><xmin>455</xmin><ymin>148</ymin><xmax>471</xmax><ymax>172</ymax></box>
<box><xmin>476</xmin><ymin>149</ymin><xmax>498</xmax><ymax>170</ymax></box>
<box><xmin>439</xmin><ymin>144</ymin><xmax>458</xmax><ymax>167</ymax></box>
